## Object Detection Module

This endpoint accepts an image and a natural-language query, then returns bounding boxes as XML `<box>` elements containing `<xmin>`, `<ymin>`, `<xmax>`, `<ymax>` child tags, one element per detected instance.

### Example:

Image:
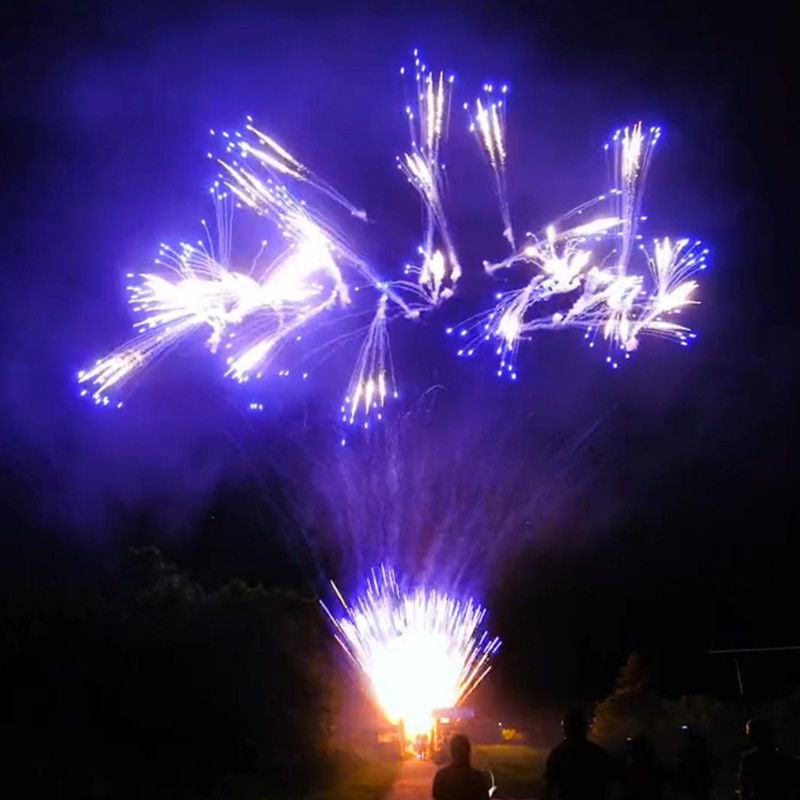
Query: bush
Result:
<box><xmin>3</xmin><ymin>547</ymin><xmax>340</xmax><ymax>799</ymax></box>
<box><xmin>591</xmin><ymin>653</ymin><xmax>744</xmax><ymax>799</ymax></box>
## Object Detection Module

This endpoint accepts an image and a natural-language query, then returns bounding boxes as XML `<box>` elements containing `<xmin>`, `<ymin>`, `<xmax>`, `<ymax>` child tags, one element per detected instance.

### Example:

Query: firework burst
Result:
<box><xmin>322</xmin><ymin>565</ymin><xmax>501</xmax><ymax>738</ymax></box>
<box><xmin>80</xmin><ymin>54</ymin><xmax>707</xmax><ymax>417</ymax></box>
<box><xmin>215</xmin><ymin>118</ymin><xmax>368</xmax><ymax>220</ymax></box>
<box><xmin>78</xmin><ymin>188</ymin><xmax>350</xmax><ymax>401</ymax></box>
<box><xmin>607</xmin><ymin>123</ymin><xmax>660</xmax><ymax>276</ymax></box>
<box><xmin>459</xmin><ymin>119</ymin><xmax>706</xmax><ymax>374</ymax></box>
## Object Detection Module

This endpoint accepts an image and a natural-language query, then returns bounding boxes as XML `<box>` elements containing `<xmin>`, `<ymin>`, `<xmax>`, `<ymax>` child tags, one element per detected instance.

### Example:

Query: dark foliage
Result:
<box><xmin>2</xmin><ymin>547</ymin><xmax>336</xmax><ymax>799</ymax></box>
<box><xmin>592</xmin><ymin>653</ymin><xmax>800</xmax><ymax>798</ymax></box>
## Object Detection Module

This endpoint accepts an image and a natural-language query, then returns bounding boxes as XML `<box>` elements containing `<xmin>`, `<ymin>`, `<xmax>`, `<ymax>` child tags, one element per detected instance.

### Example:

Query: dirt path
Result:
<box><xmin>385</xmin><ymin>758</ymin><xmax>436</xmax><ymax>800</ymax></box>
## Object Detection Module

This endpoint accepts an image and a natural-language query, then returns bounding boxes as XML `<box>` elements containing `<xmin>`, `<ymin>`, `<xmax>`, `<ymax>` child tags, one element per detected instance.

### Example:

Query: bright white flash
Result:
<box><xmin>322</xmin><ymin>566</ymin><xmax>501</xmax><ymax>738</ymax></box>
<box><xmin>78</xmin><ymin>190</ymin><xmax>350</xmax><ymax>401</ymax></box>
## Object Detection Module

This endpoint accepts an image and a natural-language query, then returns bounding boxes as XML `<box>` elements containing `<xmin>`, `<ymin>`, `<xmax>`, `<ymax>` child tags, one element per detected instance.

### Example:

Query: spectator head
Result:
<box><xmin>562</xmin><ymin>708</ymin><xmax>588</xmax><ymax>741</ymax></box>
<box><xmin>450</xmin><ymin>733</ymin><xmax>471</xmax><ymax>766</ymax></box>
<box><xmin>746</xmin><ymin>718</ymin><xmax>775</xmax><ymax>749</ymax></box>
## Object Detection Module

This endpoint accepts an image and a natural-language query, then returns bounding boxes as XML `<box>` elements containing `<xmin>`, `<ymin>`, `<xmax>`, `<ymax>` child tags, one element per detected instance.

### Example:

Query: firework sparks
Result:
<box><xmin>623</xmin><ymin>236</ymin><xmax>707</xmax><ymax>350</ymax></box>
<box><xmin>342</xmin><ymin>294</ymin><xmax>398</xmax><ymax>427</ymax></box>
<box><xmin>458</xmin><ymin>121</ymin><xmax>705</xmax><ymax>374</ymax></box>
<box><xmin>79</xmin><ymin>191</ymin><xmax>240</xmax><ymax>403</ymax></box>
<box><xmin>78</xmin><ymin>189</ymin><xmax>350</xmax><ymax>401</ymax></box>
<box><xmin>216</xmin><ymin>118</ymin><xmax>368</xmax><ymax>220</ymax></box>
<box><xmin>396</xmin><ymin>52</ymin><xmax>461</xmax><ymax>309</ymax></box>
<box><xmin>216</xmin><ymin>147</ymin><xmax>359</xmax><ymax>275</ymax></box>
<box><xmin>80</xmin><ymin>54</ymin><xmax>707</xmax><ymax>416</ymax></box>
<box><xmin>217</xmin><ymin>120</ymin><xmax>415</xmax><ymax>319</ymax></box>
<box><xmin>390</xmin><ymin>246</ymin><xmax>456</xmax><ymax>311</ymax></box>
<box><xmin>322</xmin><ymin>565</ymin><xmax>501</xmax><ymax>738</ymax></box>
<box><xmin>466</xmin><ymin>83</ymin><xmax>514</xmax><ymax>247</ymax></box>
<box><xmin>607</xmin><ymin>123</ymin><xmax>661</xmax><ymax>276</ymax></box>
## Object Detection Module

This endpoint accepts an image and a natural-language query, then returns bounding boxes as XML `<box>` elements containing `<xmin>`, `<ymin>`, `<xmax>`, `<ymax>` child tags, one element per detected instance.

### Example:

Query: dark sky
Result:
<box><xmin>1</xmin><ymin>0</ymin><xmax>797</xmax><ymax>706</ymax></box>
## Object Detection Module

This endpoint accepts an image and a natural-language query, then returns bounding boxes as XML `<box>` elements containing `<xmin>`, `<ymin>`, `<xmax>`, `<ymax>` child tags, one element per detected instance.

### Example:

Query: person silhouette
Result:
<box><xmin>622</xmin><ymin>735</ymin><xmax>664</xmax><ymax>800</ymax></box>
<box><xmin>544</xmin><ymin>708</ymin><xmax>617</xmax><ymax>800</ymax></box>
<box><xmin>432</xmin><ymin>734</ymin><xmax>490</xmax><ymax>800</ymax></box>
<box><xmin>740</xmin><ymin>718</ymin><xmax>798</xmax><ymax>799</ymax></box>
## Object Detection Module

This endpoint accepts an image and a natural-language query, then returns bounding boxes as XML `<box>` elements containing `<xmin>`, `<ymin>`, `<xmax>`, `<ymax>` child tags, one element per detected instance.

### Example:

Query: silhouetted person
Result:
<box><xmin>545</xmin><ymin>708</ymin><xmax>617</xmax><ymax>800</ymax></box>
<box><xmin>432</xmin><ymin>734</ymin><xmax>489</xmax><ymax>800</ymax></box>
<box><xmin>622</xmin><ymin>735</ymin><xmax>664</xmax><ymax>800</ymax></box>
<box><xmin>740</xmin><ymin>718</ymin><xmax>798</xmax><ymax>799</ymax></box>
<box><xmin>674</xmin><ymin>725</ymin><xmax>710</xmax><ymax>800</ymax></box>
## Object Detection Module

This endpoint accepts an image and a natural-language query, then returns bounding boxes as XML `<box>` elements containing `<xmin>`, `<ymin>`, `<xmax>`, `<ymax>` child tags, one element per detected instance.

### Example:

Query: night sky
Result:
<box><xmin>1</xmin><ymin>0</ymin><xmax>796</xmax><ymax>712</ymax></box>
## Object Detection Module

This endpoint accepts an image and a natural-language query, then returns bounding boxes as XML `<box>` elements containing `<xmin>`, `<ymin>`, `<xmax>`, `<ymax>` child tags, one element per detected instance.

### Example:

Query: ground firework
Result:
<box><xmin>322</xmin><ymin>565</ymin><xmax>501</xmax><ymax>738</ymax></box>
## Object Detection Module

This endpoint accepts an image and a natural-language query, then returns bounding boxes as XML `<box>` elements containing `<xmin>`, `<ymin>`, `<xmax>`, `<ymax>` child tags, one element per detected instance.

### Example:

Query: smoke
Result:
<box><xmin>263</xmin><ymin>381</ymin><xmax>612</xmax><ymax>597</ymax></box>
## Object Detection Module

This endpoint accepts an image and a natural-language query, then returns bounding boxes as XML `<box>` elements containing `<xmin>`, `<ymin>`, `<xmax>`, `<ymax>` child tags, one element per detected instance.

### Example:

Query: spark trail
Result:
<box><xmin>342</xmin><ymin>294</ymin><xmax>398</xmax><ymax>427</ymax></box>
<box><xmin>466</xmin><ymin>82</ymin><xmax>514</xmax><ymax>247</ymax></box>
<box><xmin>217</xmin><ymin>117</ymin><xmax>368</xmax><ymax>220</ymax></box>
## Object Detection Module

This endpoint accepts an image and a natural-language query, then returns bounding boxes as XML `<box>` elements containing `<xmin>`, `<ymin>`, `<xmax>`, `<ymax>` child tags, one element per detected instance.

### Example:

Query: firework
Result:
<box><xmin>78</xmin><ymin>189</ymin><xmax>350</xmax><ymax>401</ymax></box>
<box><xmin>215</xmin><ymin>118</ymin><xmax>368</xmax><ymax>220</ymax></box>
<box><xmin>607</xmin><ymin>123</ymin><xmax>661</xmax><ymax>276</ymax></box>
<box><xmin>80</xmin><ymin>53</ymin><xmax>707</xmax><ymax>414</ymax></box>
<box><xmin>217</xmin><ymin>120</ymin><xmax>415</xmax><ymax>319</ymax></box>
<box><xmin>396</xmin><ymin>52</ymin><xmax>461</xmax><ymax>310</ymax></box>
<box><xmin>74</xmin><ymin>58</ymin><xmax>712</xmax><ymax>732</ymax></box>
<box><xmin>341</xmin><ymin>294</ymin><xmax>398</xmax><ymax>427</ymax></box>
<box><xmin>322</xmin><ymin>565</ymin><xmax>501</xmax><ymax>738</ymax></box>
<box><xmin>390</xmin><ymin>247</ymin><xmax>456</xmax><ymax>311</ymax></box>
<box><xmin>466</xmin><ymin>83</ymin><xmax>514</xmax><ymax>247</ymax></box>
<box><xmin>460</xmin><ymin>121</ymin><xmax>706</xmax><ymax>373</ymax></box>
<box><xmin>623</xmin><ymin>236</ymin><xmax>706</xmax><ymax>350</ymax></box>
<box><xmin>216</xmin><ymin>144</ymin><xmax>361</xmax><ymax>277</ymax></box>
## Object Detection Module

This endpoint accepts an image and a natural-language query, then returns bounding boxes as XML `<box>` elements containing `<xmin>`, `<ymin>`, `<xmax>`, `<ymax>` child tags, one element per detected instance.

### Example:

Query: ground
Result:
<box><xmin>384</xmin><ymin>758</ymin><xmax>437</xmax><ymax>800</ymax></box>
<box><xmin>317</xmin><ymin>752</ymin><xmax>400</xmax><ymax>800</ymax></box>
<box><xmin>321</xmin><ymin>744</ymin><xmax>544</xmax><ymax>800</ymax></box>
<box><xmin>472</xmin><ymin>744</ymin><xmax>546</xmax><ymax>796</ymax></box>
<box><xmin>381</xmin><ymin>746</ymin><xmax>545</xmax><ymax>799</ymax></box>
